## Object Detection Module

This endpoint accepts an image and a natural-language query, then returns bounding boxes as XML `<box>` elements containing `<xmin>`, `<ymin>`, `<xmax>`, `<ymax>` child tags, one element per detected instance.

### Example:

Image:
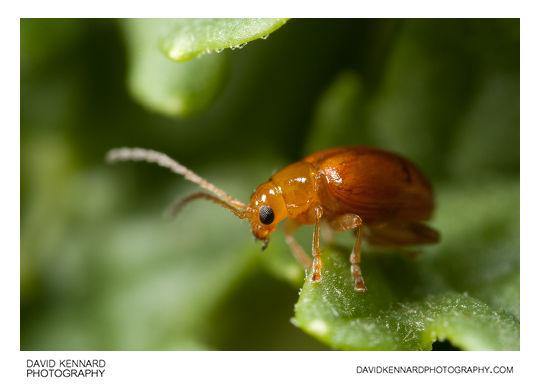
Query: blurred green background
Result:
<box><xmin>21</xmin><ymin>19</ymin><xmax>519</xmax><ymax>350</ymax></box>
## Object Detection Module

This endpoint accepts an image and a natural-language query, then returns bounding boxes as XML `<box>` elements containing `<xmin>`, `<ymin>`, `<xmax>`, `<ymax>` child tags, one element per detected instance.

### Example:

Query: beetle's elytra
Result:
<box><xmin>107</xmin><ymin>146</ymin><xmax>439</xmax><ymax>292</ymax></box>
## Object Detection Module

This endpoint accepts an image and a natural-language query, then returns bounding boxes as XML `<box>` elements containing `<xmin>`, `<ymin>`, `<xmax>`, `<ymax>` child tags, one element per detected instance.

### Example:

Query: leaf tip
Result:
<box><xmin>306</xmin><ymin>319</ymin><xmax>330</xmax><ymax>337</ymax></box>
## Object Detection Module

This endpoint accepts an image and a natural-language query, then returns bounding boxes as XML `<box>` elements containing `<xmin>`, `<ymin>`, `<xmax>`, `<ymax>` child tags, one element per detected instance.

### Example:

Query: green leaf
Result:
<box><xmin>425</xmin><ymin>180</ymin><xmax>520</xmax><ymax>319</ymax></box>
<box><xmin>121</xmin><ymin>18</ymin><xmax>287</xmax><ymax>117</ymax></box>
<box><xmin>294</xmin><ymin>248</ymin><xmax>519</xmax><ymax>351</ymax></box>
<box><xmin>159</xmin><ymin>18</ymin><xmax>289</xmax><ymax>62</ymax></box>
<box><xmin>122</xmin><ymin>19</ymin><xmax>228</xmax><ymax>117</ymax></box>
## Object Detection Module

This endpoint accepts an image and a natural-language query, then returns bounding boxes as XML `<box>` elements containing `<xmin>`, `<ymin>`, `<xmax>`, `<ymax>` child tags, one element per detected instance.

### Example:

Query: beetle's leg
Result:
<box><xmin>310</xmin><ymin>206</ymin><xmax>324</xmax><ymax>283</ymax></box>
<box><xmin>328</xmin><ymin>214</ymin><xmax>366</xmax><ymax>292</ymax></box>
<box><xmin>350</xmin><ymin>226</ymin><xmax>366</xmax><ymax>292</ymax></box>
<box><xmin>283</xmin><ymin>219</ymin><xmax>312</xmax><ymax>269</ymax></box>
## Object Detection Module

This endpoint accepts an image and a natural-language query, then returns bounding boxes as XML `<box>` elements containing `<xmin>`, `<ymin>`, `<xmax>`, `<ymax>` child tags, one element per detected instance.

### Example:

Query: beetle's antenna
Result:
<box><xmin>106</xmin><ymin>148</ymin><xmax>249</xmax><ymax>211</ymax></box>
<box><xmin>167</xmin><ymin>192</ymin><xmax>249</xmax><ymax>219</ymax></box>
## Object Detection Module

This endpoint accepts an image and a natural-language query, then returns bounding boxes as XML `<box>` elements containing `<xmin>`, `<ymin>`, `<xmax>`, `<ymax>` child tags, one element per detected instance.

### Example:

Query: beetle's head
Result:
<box><xmin>247</xmin><ymin>181</ymin><xmax>287</xmax><ymax>249</ymax></box>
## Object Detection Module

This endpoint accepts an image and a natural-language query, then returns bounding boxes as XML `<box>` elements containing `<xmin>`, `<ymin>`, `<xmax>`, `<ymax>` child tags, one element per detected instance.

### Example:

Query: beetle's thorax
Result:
<box><xmin>269</xmin><ymin>161</ymin><xmax>320</xmax><ymax>223</ymax></box>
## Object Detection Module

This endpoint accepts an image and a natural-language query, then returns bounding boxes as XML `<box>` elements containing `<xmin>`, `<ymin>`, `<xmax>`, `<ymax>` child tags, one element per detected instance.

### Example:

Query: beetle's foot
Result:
<box><xmin>351</xmin><ymin>265</ymin><xmax>367</xmax><ymax>292</ymax></box>
<box><xmin>311</xmin><ymin>255</ymin><xmax>322</xmax><ymax>283</ymax></box>
<box><xmin>354</xmin><ymin>279</ymin><xmax>367</xmax><ymax>292</ymax></box>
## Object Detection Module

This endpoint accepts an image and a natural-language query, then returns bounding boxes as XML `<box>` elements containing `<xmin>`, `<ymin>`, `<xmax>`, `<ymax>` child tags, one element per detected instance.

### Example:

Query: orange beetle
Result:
<box><xmin>107</xmin><ymin>146</ymin><xmax>439</xmax><ymax>291</ymax></box>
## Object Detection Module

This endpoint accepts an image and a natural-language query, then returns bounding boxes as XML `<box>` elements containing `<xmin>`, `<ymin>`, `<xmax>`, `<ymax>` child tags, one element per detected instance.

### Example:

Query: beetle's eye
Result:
<box><xmin>259</xmin><ymin>205</ymin><xmax>274</xmax><ymax>225</ymax></box>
